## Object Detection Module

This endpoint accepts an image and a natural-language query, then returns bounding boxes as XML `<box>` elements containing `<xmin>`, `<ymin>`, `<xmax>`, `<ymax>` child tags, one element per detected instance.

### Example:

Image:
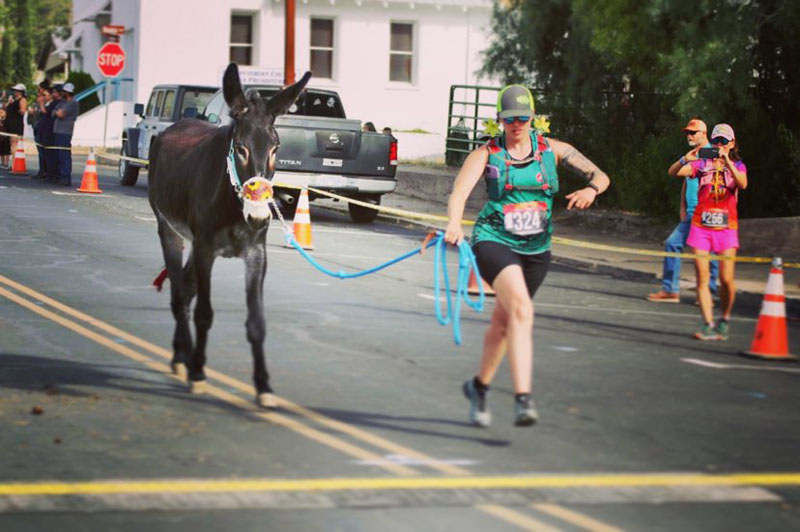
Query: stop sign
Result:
<box><xmin>97</xmin><ymin>42</ymin><xmax>126</xmax><ymax>77</ymax></box>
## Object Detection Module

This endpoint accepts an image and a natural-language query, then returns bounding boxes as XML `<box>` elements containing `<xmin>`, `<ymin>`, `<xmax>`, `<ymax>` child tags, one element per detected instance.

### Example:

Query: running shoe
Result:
<box><xmin>462</xmin><ymin>379</ymin><xmax>491</xmax><ymax>427</ymax></box>
<box><xmin>514</xmin><ymin>395</ymin><xmax>538</xmax><ymax>426</ymax></box>
<box><xmin>647</xmin><ymin>290</ymin><xmax>679</xmax><ymax>303</ymax></box>
<box><xmin>694</xmin><ymin>323</ymin><xmax>722</xmax><ymax>341</ymax></box>
<box><xmin>715</xmin><ymin>319</ymin><xmax>730</xmax><ymax>340</ymax></box>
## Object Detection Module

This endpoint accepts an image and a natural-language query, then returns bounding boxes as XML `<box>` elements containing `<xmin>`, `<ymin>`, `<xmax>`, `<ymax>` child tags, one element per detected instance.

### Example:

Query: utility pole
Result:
<box><xmin>284</xmin><ymin>0</ymin><xmax>296</xmax><ymax>85</ymax></box>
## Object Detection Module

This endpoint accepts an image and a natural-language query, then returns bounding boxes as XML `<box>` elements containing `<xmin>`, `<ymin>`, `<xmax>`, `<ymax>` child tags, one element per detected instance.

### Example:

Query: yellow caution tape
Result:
<box><xmin>273</xmin><ymin>182</ymin><xmax>800</xmax><ymax>268</ymax></box>
<box><xmin>4</xmin><ymin>144</ymin><xmax>794</xmax><ymax>268</ymax></box>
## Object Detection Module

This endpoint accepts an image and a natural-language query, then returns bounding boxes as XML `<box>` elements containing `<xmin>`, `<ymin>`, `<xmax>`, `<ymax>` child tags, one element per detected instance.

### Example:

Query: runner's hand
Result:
<box><xmin>444</xmin><ymin>219</ymin><xmax>464</xmax><ymax>245</ymax></box>
<box><xmin>566</xmin><ymin>188</ymin><xmax>598</xmax><ymax>210</ymax></box>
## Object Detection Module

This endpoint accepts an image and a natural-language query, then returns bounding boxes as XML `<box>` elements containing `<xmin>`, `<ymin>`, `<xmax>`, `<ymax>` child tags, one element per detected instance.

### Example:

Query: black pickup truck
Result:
<box><xmin>201</xmin><ymin>85</ymin><xmax>397</xmax><ymax>223</ymax></box>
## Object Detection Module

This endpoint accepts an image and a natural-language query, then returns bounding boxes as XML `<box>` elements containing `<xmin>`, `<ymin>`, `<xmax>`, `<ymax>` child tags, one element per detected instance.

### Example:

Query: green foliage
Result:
<box><xmin>0</xmin><ymin>0</ymin><xmax>70</xmax><ymax>89</ymax></box>
<box><xmin>66</xmin><ymin>71</ymin><xmax>101</xmax><ymax>114</ymax></box>
<box><xmin>482</xmin><ymin>0</ymin><xmax>800</xmax><ymax>218</ymax></box>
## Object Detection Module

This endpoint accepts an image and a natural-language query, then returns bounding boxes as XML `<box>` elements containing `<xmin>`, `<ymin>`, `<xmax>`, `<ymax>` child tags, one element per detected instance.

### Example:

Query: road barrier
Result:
<box><xmin>5</xmin><ymin>132</ymin><xmax>797</xmax><ymax>269</ymax></box>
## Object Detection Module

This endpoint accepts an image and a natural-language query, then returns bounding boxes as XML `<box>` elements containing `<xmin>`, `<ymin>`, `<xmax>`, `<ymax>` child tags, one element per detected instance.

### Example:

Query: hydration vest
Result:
<box><xmin>472</xmin><ymin>132</ymin><xmax>560</xmax><ymax>255</ymax></box>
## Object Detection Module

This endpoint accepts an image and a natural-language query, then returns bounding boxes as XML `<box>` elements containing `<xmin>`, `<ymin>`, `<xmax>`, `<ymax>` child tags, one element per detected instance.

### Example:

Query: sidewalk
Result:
<box><xmin>317</xmin><ymin>164</ymin><xmax>800</xmax><ymax>310</ymax></box>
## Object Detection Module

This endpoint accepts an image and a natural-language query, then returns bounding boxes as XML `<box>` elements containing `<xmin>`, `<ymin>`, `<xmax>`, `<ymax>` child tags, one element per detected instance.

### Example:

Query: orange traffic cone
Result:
<box><xmin>77</xmin><ymin>149</ymin><xmax>102</xmax><ymax>193</ymax></box>
<box><xmin>468</xmin><ymin>270</ymin><xmax>495</xmax><ymax>296</ymax></box>
<box><xmin>286</xmin><ymin>187</ymin><xmax>314</xmax><ymax>250</ymax></box>
<box><xmin>741</xmin><ymin>257</ymin><xmax>797</xmax><ymax>361</ymax></box>
<box><xmin>10</xmin><ymin>139</ymin><xmax>27</xmax><ymax>175</ymax></box>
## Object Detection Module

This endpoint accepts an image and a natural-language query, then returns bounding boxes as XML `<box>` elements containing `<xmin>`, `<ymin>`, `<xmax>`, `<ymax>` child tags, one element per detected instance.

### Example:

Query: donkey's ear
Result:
<box><xmin>265</xmin><ymin>71</ymin><xmax>312</xmax><ymax>117</ymax></box>
<box><xmin>223</xmin><ymin>63</ymin><xmax>248</xmax><ymax>115</ymax></box>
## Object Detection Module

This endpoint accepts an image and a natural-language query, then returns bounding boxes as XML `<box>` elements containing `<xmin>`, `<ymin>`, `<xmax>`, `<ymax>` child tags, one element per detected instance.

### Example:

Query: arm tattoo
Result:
<box><xmin>559</xmin><ymin>146</ymin><xmax>607</xmax><ymax>183</ymax></box>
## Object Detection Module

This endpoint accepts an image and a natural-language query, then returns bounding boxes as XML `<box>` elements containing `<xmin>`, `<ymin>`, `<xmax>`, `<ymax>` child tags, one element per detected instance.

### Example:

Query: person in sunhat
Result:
<box><xmin>5</xmin><ymin>83</ymin><xmax>28</xmax><ymax>160</ymax></box>
<box><xmin>444</xmin><ymin>84</ymin><xmax>610</xmax><ymax>427</ymax></box>
<box><xmin>669</xmin><ymin>123</ymin><xmax>747</xmax><ymax>341</ymax></box>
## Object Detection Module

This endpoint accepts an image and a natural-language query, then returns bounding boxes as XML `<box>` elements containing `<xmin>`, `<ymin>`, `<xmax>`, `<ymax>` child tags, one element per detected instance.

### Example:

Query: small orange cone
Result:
<box><xmin>468</xmin><ymin>270</ymin><xmax>495</xmax><ymax>296</ymax></box>
<box><xmin>286</xmin><ymin>187</ymin><xmax>314</xmax><ymax>250</ymax></box>
<box><xmin>741</xmin><ymin>257</ymin><xmax>797</xmax><ymax>362</ymax></box>
<box><xmin>77</xmin><ymin>149</ymin><xmax>102</xmax><ymax>194</ymax></box>
<box><xmin>10</xmin><ymin>139</ymin><xmax>27</xmax><ymax>175</ymax></box>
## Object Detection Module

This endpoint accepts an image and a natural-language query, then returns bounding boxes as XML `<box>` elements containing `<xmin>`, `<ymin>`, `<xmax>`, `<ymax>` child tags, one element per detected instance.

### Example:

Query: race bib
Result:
<box><xmin>503</xmin><ymin>201</ymin><xmax>548</xmax><ymax>236</ymax></box>
<box><xmin>700</xmin><ymin>208</ymin><xmax>729</xmax><ymax>229</ymax></box>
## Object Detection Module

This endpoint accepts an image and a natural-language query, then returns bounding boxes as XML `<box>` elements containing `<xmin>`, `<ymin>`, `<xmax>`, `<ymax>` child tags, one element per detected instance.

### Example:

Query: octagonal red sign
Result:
<box><xmin>97</xmin><ymin>42</ymin><xmax>126</xmax><ymax>77</ymax></box>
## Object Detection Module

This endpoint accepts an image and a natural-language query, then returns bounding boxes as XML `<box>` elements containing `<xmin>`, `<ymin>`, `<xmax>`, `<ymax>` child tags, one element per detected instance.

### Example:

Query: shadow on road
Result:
<box><xmin>304</xmin><ymin>407</ymin><xmax>511</xmax><ymax>448</ymax></box>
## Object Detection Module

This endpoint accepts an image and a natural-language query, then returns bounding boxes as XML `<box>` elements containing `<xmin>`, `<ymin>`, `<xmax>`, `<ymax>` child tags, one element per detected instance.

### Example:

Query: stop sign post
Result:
<box><xmin>97</xmin><ymin>42</ymin><xmax>126</xmax><ymax>149</ymax></box>
<box><xmin>97</xmin><ymin>42</ymin><xmax>125</xmax><ymax>77</ymax></box>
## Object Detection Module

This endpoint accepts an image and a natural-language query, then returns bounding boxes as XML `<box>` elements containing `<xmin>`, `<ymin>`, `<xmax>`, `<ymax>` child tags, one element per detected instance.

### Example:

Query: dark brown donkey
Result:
<box><xmin>148</xmin><ymin>63</ymin><xmax>311</xmax><ymax>407</ymax></box>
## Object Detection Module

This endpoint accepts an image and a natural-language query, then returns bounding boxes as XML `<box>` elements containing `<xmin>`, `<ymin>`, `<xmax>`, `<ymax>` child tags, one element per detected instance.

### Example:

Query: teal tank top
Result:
<box><xmin>471</xmin><ymin>133</ymin><xmax>559</xmax><ymax>255</ymax></box>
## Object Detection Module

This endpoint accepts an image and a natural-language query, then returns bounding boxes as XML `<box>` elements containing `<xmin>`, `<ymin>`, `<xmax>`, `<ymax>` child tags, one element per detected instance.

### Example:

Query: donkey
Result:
<box><xmin>148</xmin><ymin>63</ymin><xmax>311</xmax><ymax>407</ymax></box>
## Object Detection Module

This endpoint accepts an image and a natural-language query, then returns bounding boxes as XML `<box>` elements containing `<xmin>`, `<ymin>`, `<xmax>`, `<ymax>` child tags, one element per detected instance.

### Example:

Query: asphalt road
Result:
<box><xmin>1</xmin><ymin>167</ymin><xmax>800</xmax><ymax>532</ymax></box>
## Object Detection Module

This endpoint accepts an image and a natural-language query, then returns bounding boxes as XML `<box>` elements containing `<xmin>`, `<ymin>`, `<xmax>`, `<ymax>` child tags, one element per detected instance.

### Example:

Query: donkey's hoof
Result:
<box><xmin>257</xmin><ymin>393</ymin><xmax>277</xmax><ymax>409</ymax></box>
<box><xmin>189</xmin><ymin>379</ymin><xmax>208</xmax><ymax>394</ymax></box>
<box><xmin>171</xmin><ymin>362</ymin><xmax>187</xmax><ymax>378</ymax></box>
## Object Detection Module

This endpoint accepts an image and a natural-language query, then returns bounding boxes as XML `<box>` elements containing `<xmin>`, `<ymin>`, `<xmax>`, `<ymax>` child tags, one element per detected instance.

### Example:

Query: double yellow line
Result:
<box><xmin>0</xmin><ymin>273</ymin><xmax>631</xmax><ymax>530</ymax></box>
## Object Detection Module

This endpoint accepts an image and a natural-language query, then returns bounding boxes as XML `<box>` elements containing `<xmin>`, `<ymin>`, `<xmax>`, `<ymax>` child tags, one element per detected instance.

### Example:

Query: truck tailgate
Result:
<box><xmin>274</xmin><ymin>116</ymin><xmax>396</xmax><ymax>178</ymax></box>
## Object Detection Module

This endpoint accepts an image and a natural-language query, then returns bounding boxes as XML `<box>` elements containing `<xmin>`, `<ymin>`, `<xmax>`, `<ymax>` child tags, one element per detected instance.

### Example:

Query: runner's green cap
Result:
<box><xmin>497</xmin><ymin>85</ymin><xmax>535</xmax><ymax>119</ymax></box>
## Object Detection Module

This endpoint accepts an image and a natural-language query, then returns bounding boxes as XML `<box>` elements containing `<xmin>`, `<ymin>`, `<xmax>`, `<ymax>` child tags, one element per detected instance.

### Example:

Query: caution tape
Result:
<box><xmin>2</xmin><ymin>143</ymin><xmax>795</xmax><ymax>269</ymax></box>
<box><xmin>272</xmin><ymin>182</ymin><xmax>800</xmax><ymax>269</ymax></box>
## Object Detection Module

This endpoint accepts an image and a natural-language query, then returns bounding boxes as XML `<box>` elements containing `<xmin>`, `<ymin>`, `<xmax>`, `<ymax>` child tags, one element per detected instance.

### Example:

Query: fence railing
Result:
<box><xmin>75</xmin><ymin>78</ymin><xmax>134</xmax><ymax>103</ymax></box>
<box><xmin>445</xmin><ymin>84</ymin><xmax>502</xmax><ymax>166</ymax></box>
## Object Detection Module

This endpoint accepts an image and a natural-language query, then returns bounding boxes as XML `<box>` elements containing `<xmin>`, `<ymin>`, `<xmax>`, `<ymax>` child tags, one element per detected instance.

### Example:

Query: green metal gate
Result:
<box><xmin>445</xmin><ymin>84</ymin><xmax>501</xmax><ymax>167</ymax></box>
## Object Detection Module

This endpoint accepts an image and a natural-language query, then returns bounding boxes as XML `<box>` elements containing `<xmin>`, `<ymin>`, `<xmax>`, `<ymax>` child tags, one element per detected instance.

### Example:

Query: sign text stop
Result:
<box><xmin>97</xmin><ymin>42</ymin><xmax>126</xmax><ymax>77</ymax></box>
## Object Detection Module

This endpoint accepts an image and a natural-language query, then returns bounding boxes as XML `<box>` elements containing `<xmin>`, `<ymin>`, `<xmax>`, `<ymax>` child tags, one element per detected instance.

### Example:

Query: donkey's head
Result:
<box><xmin>222</xmin><ymin>63</ymin><xmax>311</xmax><ymax>221</ymax></box>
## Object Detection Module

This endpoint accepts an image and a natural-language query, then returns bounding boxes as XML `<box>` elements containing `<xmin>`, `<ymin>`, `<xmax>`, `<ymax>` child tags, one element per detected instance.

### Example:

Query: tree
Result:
<box><xmin>11</xmin><ymin>0</ymin><xmax>33</xmax><ymax>85</ymax></box>
<box><xmin>481</xmin><ymin>0</ymin><xmax>800</xmax><ymax>218</ymax></box>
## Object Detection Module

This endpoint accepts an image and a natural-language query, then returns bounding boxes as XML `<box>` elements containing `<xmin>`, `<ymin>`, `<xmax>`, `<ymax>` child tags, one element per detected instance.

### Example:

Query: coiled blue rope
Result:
<box><xmin>285</xmin><ymin>231</ymin><xmax>484</xmax><ymax>345</ymax></box>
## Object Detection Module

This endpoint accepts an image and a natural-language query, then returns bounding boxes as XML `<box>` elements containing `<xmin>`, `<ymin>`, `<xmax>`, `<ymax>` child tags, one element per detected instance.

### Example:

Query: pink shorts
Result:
<box><xmin>687</xmin><ymin>226</ymin><xmax>739</xmax><ymax>254</ymax></box>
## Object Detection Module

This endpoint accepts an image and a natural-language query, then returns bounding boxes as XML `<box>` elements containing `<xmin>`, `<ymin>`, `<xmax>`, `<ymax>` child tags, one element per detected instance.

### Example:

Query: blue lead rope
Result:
<box><xmin>285</xmin><ymin>231</ymin><xmax>484</xmax><ymax>345</ymax></box>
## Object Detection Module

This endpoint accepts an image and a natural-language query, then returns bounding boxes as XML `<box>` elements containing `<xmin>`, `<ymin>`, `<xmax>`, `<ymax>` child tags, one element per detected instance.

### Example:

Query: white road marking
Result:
<box><xmin>135</xmin><ymin>215</ymin><xmax>157</xmax><ymax>222</ymax></box>
<box><xmin>552</xmin><ymin>346</ymin><xmax>579</xmax><ymax>352</ymax></box>
<box><xmin>51</xmin><ymin>191</ymin><xmax>112</xmax><ymax>197</ymax></box>
<box><xmin>682</xmin><ymin>358</ymin><xmax>800</xmax><ymax>373</ymax></box>
<box><xmin>536</xmin><ymin>302</ymin><xmax>756</xmax><ymax>323</ymax></box>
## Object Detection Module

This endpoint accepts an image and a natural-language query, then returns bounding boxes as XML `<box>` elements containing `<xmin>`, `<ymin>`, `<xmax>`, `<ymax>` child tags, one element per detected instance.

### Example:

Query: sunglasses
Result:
<box><xmin>711</xmin><ymin>137</ymin><xmax>731</xmax><ymax>145</ymax></box>
<box><xmin>685</xmin><ymin>130</ymin><xmax>698</xmax><ymax>135</ymax></box>
<box><xmin>502</xmin><ymin>116</ymin><xmax>531</xmax><ymax>124</ymax></box>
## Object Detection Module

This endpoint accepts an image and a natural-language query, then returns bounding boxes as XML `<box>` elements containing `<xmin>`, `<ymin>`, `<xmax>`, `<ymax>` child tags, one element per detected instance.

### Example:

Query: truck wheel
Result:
<box><xmin>119</xmin><ymin>141</ymin><xmax>140</xmax><ymax>186</ymax></box>
<box><xmin>348</xmin><ymin>196</ymin><xmax>380</xmax><ymax>224</ymax></box>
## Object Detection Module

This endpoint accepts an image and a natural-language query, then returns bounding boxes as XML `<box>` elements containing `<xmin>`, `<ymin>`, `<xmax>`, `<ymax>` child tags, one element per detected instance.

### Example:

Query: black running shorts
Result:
<box><xmin>472</xmin><ymin>241</ymin><xmax>551</xmax><ymax>298</ymax></box>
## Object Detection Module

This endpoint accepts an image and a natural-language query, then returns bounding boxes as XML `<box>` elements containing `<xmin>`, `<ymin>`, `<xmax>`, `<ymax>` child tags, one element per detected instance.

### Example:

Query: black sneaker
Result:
<box><xmin>514</xmin><ymin>395</ymin><xmax>538</xmax><ymax>426</ymax></box>
<box><xmin>462</xmin><ymin>379</ymin><xmax>491</xmax><ymax>427</ymax></box>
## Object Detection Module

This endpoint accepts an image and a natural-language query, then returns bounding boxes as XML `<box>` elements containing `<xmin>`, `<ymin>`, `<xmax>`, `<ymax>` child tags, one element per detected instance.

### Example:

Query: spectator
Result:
<box><xmin>28</xmin><ymin>80</ymin><xmax>52</xmax><ymax>179</ymax></box>
<box><xmin>444</xmin><ymin>84</ymin><xmax>610</xmax><ymax>426</ymax></box>
<box><xmin>648</xmin><ymin>119</ymin><xmax>718</xmax><ymax>303</ymax></box>
<box><xmin>382</xmin><ymin>126</ymin><xmax>393</xmax><ymax>136</ymax></box>
<box><xmin>45</xmin><ymin>85</ymin><xmax>63</xmax><ymax>182</ymax></box>
<box><xmin>5</xmin><ymin>83</ymin><xmax>28</xmax><ymax>159</ymax></box>
<box><xmin>52</xmin><ymin>83</ymin><xmax>79</xmax><ymax>186</ymax></box>
<box><xmin>0</xmin><ymin>108</ymin><xmax>9</xmax><ymax>169</ymax></box>
<box><xmin>362</xmin><ymin>121</ymin><xmax>376</xmax><ymax>132</ymax></box>
<box><xmin>669</xmin><ymin>124</ymin><xmax>747</xmax><ymax>341</ymax></box>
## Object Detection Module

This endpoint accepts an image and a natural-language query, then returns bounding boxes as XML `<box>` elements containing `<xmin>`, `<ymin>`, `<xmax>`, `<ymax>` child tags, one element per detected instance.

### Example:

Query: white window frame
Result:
<box><xmin>230</xmin><ymin>12</ymin><xmax>258</xmax><ymax>66</ymax></box>
<box><xmin>309</xmin><ymin>17</ymin><xmax>335</xmax><ymax>81</ymax></box>
<box><xmin>389</xmin><ymin>21</ymin><xmax>416</xmax><ymax>85</ymax></box>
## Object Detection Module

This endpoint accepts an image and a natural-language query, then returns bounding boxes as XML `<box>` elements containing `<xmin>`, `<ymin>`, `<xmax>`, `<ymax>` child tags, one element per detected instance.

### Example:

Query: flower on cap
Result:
<box><xmin>481</xmin><ymin>118</ymin><xmax>501</xmax><ymax>138</ymax></box>
<box><xmin>533</xmin><ymin>115</ymin><xmax>551</xmax><ymax>134</ymax></box>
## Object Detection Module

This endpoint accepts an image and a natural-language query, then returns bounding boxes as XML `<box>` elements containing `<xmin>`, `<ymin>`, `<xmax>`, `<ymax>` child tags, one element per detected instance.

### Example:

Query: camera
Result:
<box><xmin>698</xmin><ymin>147</ymin><xmax>720</xmax><ymax>159</ymax></box>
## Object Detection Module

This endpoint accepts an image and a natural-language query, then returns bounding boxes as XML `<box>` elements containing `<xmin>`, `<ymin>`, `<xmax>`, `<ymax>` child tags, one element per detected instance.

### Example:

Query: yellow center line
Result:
<box><xmin>478</xmin><ymin>505</ymin><xmax>564</xmax><ymax>532</ymax></box>
<box><xmin>0</xmin><ymin>274</ymin><xmax>465</xmax><ymax>476</ymax></box>
<box><xmin>533</xmin><ymin>504</ymin><xmax>623</xmax><ymax>532</ymax></box>
<box><xmin>1</xmin><ymin>472</ymin><xmax>799</xmax><ymax>496</ymax></box>
<box><xmin>0</xmin><ymin>284</ymin><xmax>414</xmax><ymax>477</ymax></box>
